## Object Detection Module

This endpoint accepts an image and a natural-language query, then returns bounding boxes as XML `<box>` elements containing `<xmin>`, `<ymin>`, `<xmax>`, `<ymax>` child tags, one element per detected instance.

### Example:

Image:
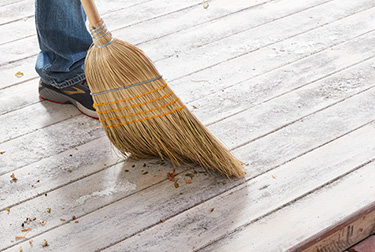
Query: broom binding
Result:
<box><xmin>91</xmin><ymin>75</ymin><xmax>163</xmax><ymax>96</ymax></box>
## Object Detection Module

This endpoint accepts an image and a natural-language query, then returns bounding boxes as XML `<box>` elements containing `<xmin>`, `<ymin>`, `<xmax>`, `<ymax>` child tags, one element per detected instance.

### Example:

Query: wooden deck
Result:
<box><xmin>1</xmin><ymin>0</ymin><xmax>375</xmax><ymax>251</ymax></box>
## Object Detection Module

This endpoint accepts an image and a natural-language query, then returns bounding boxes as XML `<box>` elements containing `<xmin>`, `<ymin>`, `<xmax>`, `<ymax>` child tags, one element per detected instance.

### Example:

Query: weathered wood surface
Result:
<box><xmin>289</xmin><ymin>202</ymin><xmax>375</xmax><ymax>252</ymax></box>
<box><xmin>1</xmin><ymin>0</ymin><xmax>375</xmax><ymax>251</ymax></box>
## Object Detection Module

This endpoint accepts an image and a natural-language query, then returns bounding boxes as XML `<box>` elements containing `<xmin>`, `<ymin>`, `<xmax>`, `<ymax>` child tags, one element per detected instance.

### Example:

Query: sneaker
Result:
<box><xmin>39</xmin><ymin>79</ymin><xmax>98</xmax><ymax>119</ymax></box>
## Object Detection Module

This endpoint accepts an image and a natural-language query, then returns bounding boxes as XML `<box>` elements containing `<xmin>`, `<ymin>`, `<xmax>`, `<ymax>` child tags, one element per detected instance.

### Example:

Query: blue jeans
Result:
<box><xmin>35</xmin><ymin>0</ymin><xmax>92</xmax><ymax>89</ymax></box>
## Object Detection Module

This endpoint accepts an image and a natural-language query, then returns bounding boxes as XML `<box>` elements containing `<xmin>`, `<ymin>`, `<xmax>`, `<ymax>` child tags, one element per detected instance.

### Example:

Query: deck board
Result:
<box><xmin>1</xmin><ymin>0</ymin><xmax>375</xmax><ymax>251</ymax></box>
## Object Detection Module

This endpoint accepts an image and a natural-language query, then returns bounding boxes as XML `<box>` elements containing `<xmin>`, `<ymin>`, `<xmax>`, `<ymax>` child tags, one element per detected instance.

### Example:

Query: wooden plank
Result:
<box><xmin>289</xmin><ymin>203</ymin><xmax>375</xmax><ymax>252</ymax></box>
<box><xmin>105</xmin><ymin>126</ymin><xmax>375</xmax><ymax>252</ymax></box>
<box><xmin>0</xmin><ymin>79</ymin><xmax>38</xmax><ymax>115</ymax></box>
<box><xmin>0</xmin><ymin>57</ymin><xmax>37</xmax><ymax>91</ymax></box>
<box><xmin>175</xmin><ymin>26</ymin><xmax>375</xmax><ymax>126</ymax></box>
<box><xmin>3</xmin><ymin>54</ymin><xmax>375</xmax><ymax>249</ymax></box>
<box><xmin>0</xmin><ymin>137</ymin><xmax>115</xmax><ymax>210</ymax></box>
<box><xmin>0</xmin><ymin>0</ymin><xmax>24</xmax><ymax>8</ymax></box>
<box><xmin>0</xmin><ymin>0</ymin><xmax>154</xmax><ymax>45</ymax></box>
<box><xmin>90</xmin><ymin>78</ymin><xmax>375</xmax><ymax>251</ymax></box>
<box><xmin>2</xmin><ymin>0</ymin><xmax>371</xmax><ymax>113</ymax></box>
<box><xmin>1</xmin><ymin>1</ymin><xmax>374</xmax><ymax>252</ymax></box>
<box><xmin>163</xmin><ymin>4</ymin><xmax>375</xmax><ymax>88</ymax></box>
<box><xmin>0</xmin><ymin>0</ymin><xmax>268</xmax><ymax>66</ymax></box>
<box><xmin>210</xmin><ymin>56</ymin><xmax>375</xmax><ymax>151</ymax></box>
<box><xmin>1</xmin><ymin>0</ymin><xmax>372</xmax><ymax>107</ymax></box>
<box><xmin>0</xmin><ymin>101</ymin><xmax>81</xmax><ymax>143</ymax></box>
<box><xmin>0</xmin><ymin>0</ymin><xmax>33</xmax><ymax>25</ymax></box>
<box><xmin>0</xmin><ymin>0</ymin><xmax>330</xmax><ymax>87</ymax></box>
<box><xmin>232</xmin><ymin>78</ymin><xmax>375</xmax><ymax>177</ymax></box>
<box><xmin>0</xmin><ymin>0</ymin><xmax>153</xmax><ymax>26</ymax></box>
<box><xmin>3</xmin><ymin>47</ymin><xmax>375</xmax><ymax>251</ymax></box>
<box><xmin>198</xmin><ymin>161</ymin><xmax>375</xmax><ymax>252</ymax></box>
<box><xmin>2</xmin><ymin>35</ymin><xmax>374</xmax><ymax>183</ymax></box>
<box><xmin>1</xmin><ymin>0</ymin><xmax>374</xmax><ymax>191</ymax></box>
<box><xmin>108</xmin><ymin>0</ymin><xmax>290</xmax><ymax>46</ymax></box>
<box><xmin>0</xmin><ymin>18</ymin><xmax>34</xmax><ymax>46</ymax></box>
<box><xmin>0</xmin><ymin>114</ymin><xmax>103</xmax><ymax>175</ymax></box>
<box><xmin>5</xmin><ymin>121</ymin><xmax>374</xmax><ymax>251</ymax></box>
<box><xmin>2</xmin><ymin>0</ymin><xmax>371</xmax><ymax>207</ymax></box>
<box><xmin>0</xmin><ymin>155</ymin><xmax>190</xmax><ymax>250</ymax></box>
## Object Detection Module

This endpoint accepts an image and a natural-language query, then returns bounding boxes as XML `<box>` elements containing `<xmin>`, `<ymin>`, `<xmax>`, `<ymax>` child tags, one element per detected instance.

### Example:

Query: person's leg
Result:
<box><xmin>35</xmin><ymin>0</ymin><xmax>91</xmax><ymax>87</ymax></box>
<box><xmin>35</xmin><ymin>0</ymin><xmax>97</xmax><ymax>118</ymax></box>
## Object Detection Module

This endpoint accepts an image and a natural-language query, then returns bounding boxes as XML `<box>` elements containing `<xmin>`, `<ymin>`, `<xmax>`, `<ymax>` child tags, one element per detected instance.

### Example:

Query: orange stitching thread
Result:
<box><xmin>102</xmin><ymin>105</ymin><xmax>186</xmax><ymax>128</ymax></box>
<box><xmin>99</xmin><ymin>97</ymin><xmax>181</xmax><ymax>122</ymax></box>
<box><xmin>94</xmin><ymin>83</ymin><xmax>168</xmax><ymax>107</ymax></box>
<box><xmin>96</xmin><ymin>90</ymin><xmax>174</xmax><ymax>114</ymax></box>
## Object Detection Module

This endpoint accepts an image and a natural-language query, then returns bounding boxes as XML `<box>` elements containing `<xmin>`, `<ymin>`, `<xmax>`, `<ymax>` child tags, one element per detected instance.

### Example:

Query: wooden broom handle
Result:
<box><xmin>80</xmin><ymin>0</ymin><xmax>101</xmax><ymax>27</ymax></box>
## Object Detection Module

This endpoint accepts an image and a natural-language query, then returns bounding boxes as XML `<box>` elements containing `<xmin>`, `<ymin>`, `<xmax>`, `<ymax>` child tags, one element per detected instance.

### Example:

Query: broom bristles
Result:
<box><xmin>85</xmin><ymin>20</ymin><xmax>246</xmax><ymax>178</ymax></box>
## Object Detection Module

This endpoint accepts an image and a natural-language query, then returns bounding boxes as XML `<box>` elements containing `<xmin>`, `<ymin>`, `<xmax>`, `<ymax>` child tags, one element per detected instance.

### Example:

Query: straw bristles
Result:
<box><xmin>84</xmin><ymin>20</ymin><xmax>246</xmax><ymax>178</ymax></box>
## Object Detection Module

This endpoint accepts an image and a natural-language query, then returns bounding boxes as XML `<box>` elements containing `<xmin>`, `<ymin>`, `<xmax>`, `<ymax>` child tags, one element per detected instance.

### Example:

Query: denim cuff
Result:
<box><xmin>44</xmin><ymin>73</ymin><xmax>86</xmax><ymax>89</ymax></box>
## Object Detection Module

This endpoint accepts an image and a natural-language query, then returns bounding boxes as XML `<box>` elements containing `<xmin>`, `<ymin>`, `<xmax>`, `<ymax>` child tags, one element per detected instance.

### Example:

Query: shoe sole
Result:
<box><xmin>39</xmin><ymin>86</ymin><xmax>99</xmax><ymax>119</ymax></box>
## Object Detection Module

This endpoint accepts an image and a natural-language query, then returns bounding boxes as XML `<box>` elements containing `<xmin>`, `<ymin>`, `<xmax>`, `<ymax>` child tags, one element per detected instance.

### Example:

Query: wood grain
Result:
<box><xmin>1</xmin><ymin>0</ymin><xmax>375</xmax><ymax>251</ymax></box>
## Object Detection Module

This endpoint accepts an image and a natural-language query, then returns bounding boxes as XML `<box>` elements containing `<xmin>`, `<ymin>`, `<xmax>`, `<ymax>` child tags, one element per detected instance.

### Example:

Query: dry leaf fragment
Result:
<box><xmin>15</xmin><ymin>71</ymin><xmax>24</xmax><ymax>78</ymax></box>
<box><xmin>16</xmin><ymin>231</ymin><xmax>29</xmax><ymax>239</ymax></box>
<box><xmin>29</xmin><ymin>240</ymin><xmax>33</xmax><ymax>247</ymax></box>
<box><xmin>10</xmin><ymin>173</ymin><xmax>18</xmax><ymax>183</ymax></box>
<box><xmin>42</xmin><ymin>239</ymin><xmax>48</xmax><ymax>247</ymax></box>
<box><xmin>21</xmin><ymin>228</ymin><xmax>32</xmax><ymax>232</ymax></box>
<box><xmin>185</xmin><ymin>173</ymin><xmax>194</xmax><ymax>179</ymax></box>
<box><xmin>174</xmin><ymin>180</ymin><xmax>179</xmax><ymax>188</ymax></box>
<box><xmin>19</xmin><ymin>246</ymin><xmax>22</xmax><ymax>252</ymax></box>
<box><xmin>6</xmin><ymin>207</ymin><xmax>10</xmax><ymax>213</ymax></box>
<box><xmin>211</xmin><ymin>208</ymin><xmax>215</xmax><ymax>212</ymax></box>
<box><xmin>185</xmin><ymin>179</ymin><xmax>192</xmax><ymax>184</ymax></box>
<box><xmin>203</xmin><ymin>0</ymin><xmax>209</xmax><ymax>9</ymax></box>
<box><xmin>167</xmin><ymin>169</ymin><xmax>176</xmax><ymax>181</ymax></box>
<box><xmin>60</xmin><ymin>218</ymin><xmax>66</xmax><ymax>221</ymax></box>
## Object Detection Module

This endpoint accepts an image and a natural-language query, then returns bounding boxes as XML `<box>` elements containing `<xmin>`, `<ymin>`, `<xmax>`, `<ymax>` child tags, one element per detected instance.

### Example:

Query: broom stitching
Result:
<box><xmin>90</xmin><ymin>25</ymin><xmax>106</xmax><ymax>35</ymax></box>
<box><xmin>96</xmin><ymin>90</ymin><xmax>174</xmax><ymax>114</ymax></box>
<box><xmin>99</xmin><ymin>97</ymin><xmax>180</xmax><ymax>122</ymax></box>
<box><xmin>91</xmin><ymin>75</ymin><xmax>163</xmax><ymax>96</ymax></box>
<box><xmin>102</xmin><ymin>105</ymin><xmax>186</xmax><ymax>129</ymax></box>
<box><xmin>92</xmin><ymin>29</ymin><xmax>109</xmax><ymax>39</ymax></box>
<box><xmin>89</xmin><ymin>22</ymin><xmax>105</xmax><ymax>32</ymax></box>
<box><xmin>94</xmin><ymin>83</ymin><xmax>168</xmax><ymax>106</ymax></box>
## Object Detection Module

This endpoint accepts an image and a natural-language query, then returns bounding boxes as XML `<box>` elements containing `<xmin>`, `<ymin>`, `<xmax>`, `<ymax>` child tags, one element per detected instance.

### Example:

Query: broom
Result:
<box><xmin>80</xmin><ymin>0</ymin><xmax>246</xmax><ymax>178</ymax></box>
